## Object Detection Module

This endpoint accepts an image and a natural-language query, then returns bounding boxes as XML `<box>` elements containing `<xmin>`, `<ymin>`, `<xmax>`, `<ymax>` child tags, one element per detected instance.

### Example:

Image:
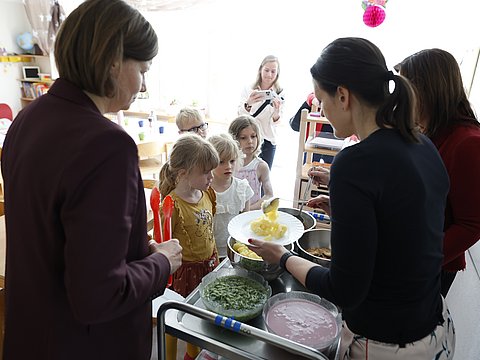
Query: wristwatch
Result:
<box><xmin>244</xmin><ymin>103</ymin><xmax>252</xmax><ymax>111</ymax></box>
<box><xmin>279</xmin><ymin>251</ymin><xmax>296</xmax><ymax>273</ymax></box>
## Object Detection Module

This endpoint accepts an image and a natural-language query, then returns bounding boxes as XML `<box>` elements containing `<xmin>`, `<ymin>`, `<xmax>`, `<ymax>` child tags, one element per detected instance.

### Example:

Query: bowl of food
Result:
<box><xmin>199</xmin><ymin>268</ymin><xmax>271</xmax><ymax>322</ymax></box>
<box><xmin>278</xmin><ymin>207</ymin><xmax>316</xmax><ymax>231</ymax></box>
<box><xmin>226</xmin><ymin>236</ymin><xmax>293</xmax><ymax>281</ymax></box>
<box><xmin>295</xmin><ymin>229</ymin><xmax>331</xmax><ymax>267</ymax></box>
<box><xmin>262</xmin><ymin>291</ymin><xmax>341</xmax><ymax>352</ymax></box>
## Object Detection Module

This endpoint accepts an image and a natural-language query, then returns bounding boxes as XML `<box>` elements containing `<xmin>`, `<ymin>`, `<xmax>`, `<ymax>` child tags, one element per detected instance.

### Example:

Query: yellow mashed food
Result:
<box><xmin>250</xmin><ymin>200</ymin><xmax>288</xmax><ymax>240</ymax></box>
<box><xmin>232</xmin><ymin>241</ymin><xmax>263</xmax><ymax>260</ymax></box>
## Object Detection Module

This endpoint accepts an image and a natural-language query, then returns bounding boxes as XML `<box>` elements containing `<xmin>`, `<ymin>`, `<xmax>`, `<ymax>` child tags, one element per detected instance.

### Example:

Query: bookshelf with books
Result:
<box><xmin>19</xmin><ymin>79</ymin><xmax>53</xmax><ymax>107</ymax></box>
<box><xmin>17</xmin><ymin>55</ymin><xmax>53</xmax><ymax>108</ymax></box>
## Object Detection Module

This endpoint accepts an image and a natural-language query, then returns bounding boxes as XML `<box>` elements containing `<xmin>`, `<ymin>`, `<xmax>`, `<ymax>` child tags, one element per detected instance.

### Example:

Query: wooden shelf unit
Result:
<box><xmin>16</xmin><ymin>55</ymin><xmax>53</xmax><ymax>108</ymax></box>
<box><xmin>19</xmin><ymin>78</ymin><xmax>53</xmax><ymax>107</ymax></box>
<box><xmin>293</xmin><ymin>109</ymin><xmax>340</xmax><ymax>229</ymax></box>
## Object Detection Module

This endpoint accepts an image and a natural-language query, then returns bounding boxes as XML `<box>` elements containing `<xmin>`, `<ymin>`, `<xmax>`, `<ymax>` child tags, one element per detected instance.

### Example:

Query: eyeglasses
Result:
<box><xmin>181</xmin><ymin>122</ymin><xmax>208</xmax><ymax>133</ymax></box>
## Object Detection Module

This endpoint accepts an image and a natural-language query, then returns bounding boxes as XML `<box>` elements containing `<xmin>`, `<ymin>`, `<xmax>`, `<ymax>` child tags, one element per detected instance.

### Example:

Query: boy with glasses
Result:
<box><xmin>175</xmin><ymin>107</ymin><xmax>208</xmax><ymax>138</ymax></box>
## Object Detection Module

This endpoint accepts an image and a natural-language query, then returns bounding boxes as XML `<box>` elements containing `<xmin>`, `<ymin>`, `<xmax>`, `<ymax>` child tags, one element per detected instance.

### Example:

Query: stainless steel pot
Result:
<box><xmin>295</xmin><ymin>229</ymin><xmax>331</xmax><ymax>267</ymax></box>
<box><xmin>227</xmin><ymin>236</ymin><xmax>293</xmax><ymax>281</ymax></box>
<box><xmin>278</xmin><ymin>207</ymin><xmax>316</xmax><ymax>231</ymax></box>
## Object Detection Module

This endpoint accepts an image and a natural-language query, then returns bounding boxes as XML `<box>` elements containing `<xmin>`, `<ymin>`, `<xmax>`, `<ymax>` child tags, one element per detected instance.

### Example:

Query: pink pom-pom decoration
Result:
<box><xmin>363</xmin><ymin>4</ymin><xmax>386</xmax><ymax>27</ymax></box>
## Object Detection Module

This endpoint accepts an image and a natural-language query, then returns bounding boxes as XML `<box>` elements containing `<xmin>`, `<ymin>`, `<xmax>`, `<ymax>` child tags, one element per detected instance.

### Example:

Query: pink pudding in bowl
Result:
<box><xmin>263</xmin><ymin>292</ymin><xmax>340</xmax><ymax>350</ymax></box>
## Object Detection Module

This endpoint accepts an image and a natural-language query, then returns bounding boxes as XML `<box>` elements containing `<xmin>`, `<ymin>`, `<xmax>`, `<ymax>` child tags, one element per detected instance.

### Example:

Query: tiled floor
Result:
<box><xmin>446</xmin><ymin>242</ymin><xmax>480</xmax><ymax>359</ymax></box>
<box><xmin>151</xmin><ymin>123</ymin><xmax>480</xmax><ymax>360</ymax></box>
<box><xmin>150</xmin><ymin>335</ymin><xmax>186</xmax><ymax>360</ymax></box>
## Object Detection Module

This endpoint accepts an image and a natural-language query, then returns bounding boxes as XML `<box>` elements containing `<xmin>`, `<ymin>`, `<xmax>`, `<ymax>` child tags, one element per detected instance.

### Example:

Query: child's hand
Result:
<box><xmin>149</xmin><ymin>238</ymin><xmax>183</xmax><ymax>274</ymax></box>
<box><xmin>306</xmin><ymin>195</ymin><xmax>331</xmax><ymax>216</ymax></box>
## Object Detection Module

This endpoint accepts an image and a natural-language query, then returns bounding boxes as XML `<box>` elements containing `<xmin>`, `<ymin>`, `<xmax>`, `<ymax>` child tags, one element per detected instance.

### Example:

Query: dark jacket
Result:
<box><xmin>432</xmin><ymin>124</ymin><xmax>480</xmax><ymax>272</ymax></box>
<box><xmin>1</xmin><ymin>79</ymin><xmax>171</xmax><ymax>360</ymax></box>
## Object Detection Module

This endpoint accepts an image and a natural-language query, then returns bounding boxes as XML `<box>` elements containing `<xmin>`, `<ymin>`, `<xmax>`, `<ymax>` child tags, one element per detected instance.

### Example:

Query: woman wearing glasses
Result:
<box><xmin>175</xmin><ymin>107</ymin><xmax>209</xmax><ymax>138</ymax></box>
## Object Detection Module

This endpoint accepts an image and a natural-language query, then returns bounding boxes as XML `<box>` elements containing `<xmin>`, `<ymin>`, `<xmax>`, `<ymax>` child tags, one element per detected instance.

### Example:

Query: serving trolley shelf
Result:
<box><xmin>156</xmin><ymin>259</ymin><xmax>340</xmax><ymax>360</ymax></box>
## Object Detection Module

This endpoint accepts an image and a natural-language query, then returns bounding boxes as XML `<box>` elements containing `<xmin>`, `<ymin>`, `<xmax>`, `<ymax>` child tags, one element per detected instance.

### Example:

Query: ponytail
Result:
<box><xmin>158</xmin><ymin>162</ymin><xmax>176</xmax><ymax>196</ymax></box>
<box><xmin>377</xmin><ymin>71</ymin><xmax>420</xmax><ymax>143</ymax></box>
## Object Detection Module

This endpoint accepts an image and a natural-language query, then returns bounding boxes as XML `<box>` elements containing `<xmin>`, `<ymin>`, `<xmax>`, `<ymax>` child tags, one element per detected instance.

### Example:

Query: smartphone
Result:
<box><xmin>257</xmin><ymin>90</ymin><xmax>275</xmax><ymax>100</ymax></box>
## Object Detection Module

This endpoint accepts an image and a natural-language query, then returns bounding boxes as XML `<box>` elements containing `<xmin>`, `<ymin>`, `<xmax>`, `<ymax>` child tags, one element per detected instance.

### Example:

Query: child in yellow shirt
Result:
<box><xmin>158</xmin><ymin>133</ymin><xmax>220</xmax><ymax>360</ymax></box>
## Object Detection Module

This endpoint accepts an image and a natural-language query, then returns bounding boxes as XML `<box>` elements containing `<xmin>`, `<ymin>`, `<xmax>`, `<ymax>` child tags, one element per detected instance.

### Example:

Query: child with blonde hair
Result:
<box><xmin>175</xmin><ymin>107</ymin><xmax>209</xmax><ymax>138</ymax></box>
<box><xmin>208</xmin><ymin>133</ymin><xmax>254</xmax><ymax>259</ymax></box>
<box><xmin>158</xmin><ymin>133</ymin><xmax>219</xmax><ymax>360</ymax></box>
<box><xmin>228</xmin><ymin>115</ymin><xmax>273</xmax><ymax>210</ymax></box>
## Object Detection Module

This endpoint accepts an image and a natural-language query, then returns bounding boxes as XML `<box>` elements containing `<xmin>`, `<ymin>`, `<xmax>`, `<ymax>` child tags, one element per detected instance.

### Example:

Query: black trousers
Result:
<box><xmin>440</xmin><ymin>269</ymin><xmax>457</xmax><ymax>297</ymax></box>
<box><xmin>260</xmin><ymin>139</ymin><xmax>276</xmax><ymax>170</ymax></box>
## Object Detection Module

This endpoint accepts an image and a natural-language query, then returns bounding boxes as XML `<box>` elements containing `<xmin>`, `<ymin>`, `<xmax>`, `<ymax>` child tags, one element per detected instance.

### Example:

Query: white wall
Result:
<box><xmin>0</xmin><ymin>0</ymin><xmax>32</xmax><ymax>116</ymax></box>
<box><xmin>139</xmin><ymin>0</ymin><xmax>480</xmax><ymax>122</ymax></box>
<box><xmin>0</xmin><ymin>0</ymin><xmax>83</xmax><ymax>117</ymax></box>
<box><xmin>1</xmin><ymin>0</ymin><xmax>480</xmax><ymax>119</ymax></box>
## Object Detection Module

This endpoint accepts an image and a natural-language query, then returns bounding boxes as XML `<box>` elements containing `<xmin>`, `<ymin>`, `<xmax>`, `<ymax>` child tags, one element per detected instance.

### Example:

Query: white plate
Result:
<box><xmin>228</xmin><ymin>210</ymin><xmax>304</xmax><ymax>246</ymax></box>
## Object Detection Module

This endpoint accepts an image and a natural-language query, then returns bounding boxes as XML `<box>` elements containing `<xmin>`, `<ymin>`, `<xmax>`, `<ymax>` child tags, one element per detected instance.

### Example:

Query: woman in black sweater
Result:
<box><xmin>250</xmin><ymin>37</ymin><xmax>455</xmax><ymax>360</ymax></box>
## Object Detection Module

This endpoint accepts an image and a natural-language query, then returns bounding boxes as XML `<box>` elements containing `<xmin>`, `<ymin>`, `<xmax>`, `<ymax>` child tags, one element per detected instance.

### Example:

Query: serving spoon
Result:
<box><xmin>298</xmin><ymin>177</ymin><xmax>313</xmax><ymax>216</ymax></box>
<box><xmin>261</xmin><ymin>197</ymin><xmax>280</xmax><ymax>214</ymax></box>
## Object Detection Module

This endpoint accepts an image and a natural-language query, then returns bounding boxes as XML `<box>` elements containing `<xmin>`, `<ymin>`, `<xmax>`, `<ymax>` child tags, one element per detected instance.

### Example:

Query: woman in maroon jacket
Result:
<box><xmin>0</xmin><ymin>1</ymin><xmax>182</xmax><ymax>359</ymax></box>
<box><xmin>396</xmin><ymin>48</ymin><xmax>480</xmax><ymax>296</ymax></box>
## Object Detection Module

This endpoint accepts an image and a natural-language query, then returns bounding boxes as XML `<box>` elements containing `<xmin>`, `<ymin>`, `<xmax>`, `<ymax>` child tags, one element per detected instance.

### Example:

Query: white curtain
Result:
<box><xmin>125</xmin><ymin>0</ymin><xmax>215</xmax><ymax>11</ymax></box>
<box><xmin>23</xmin><ymin>0</ymin><xmax>66</xmax><ymax>55</ymax></box>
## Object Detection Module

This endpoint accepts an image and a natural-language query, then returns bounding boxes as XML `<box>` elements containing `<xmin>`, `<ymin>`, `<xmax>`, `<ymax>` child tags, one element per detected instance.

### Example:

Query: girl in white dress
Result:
<box><xmin>208</xmin><ymin>133</ymin><xmax>254</xmax><ymax>259</ymax></box>
<box><xmin>228</xmin><ymin>115</ymin><xmax>273</xmax><ymax>210</ymax></box>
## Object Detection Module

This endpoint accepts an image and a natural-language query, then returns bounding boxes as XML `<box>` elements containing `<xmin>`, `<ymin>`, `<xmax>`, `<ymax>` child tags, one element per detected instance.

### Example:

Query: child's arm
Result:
<box><xmin>240</xmin><ymin>179</ymin><xmax>254</xmax><ymax>213</ymax></box>
<box><xmin>250</xmin><ymin>161</ymin><xmax>274</xmax><ymax>210</ymax></box>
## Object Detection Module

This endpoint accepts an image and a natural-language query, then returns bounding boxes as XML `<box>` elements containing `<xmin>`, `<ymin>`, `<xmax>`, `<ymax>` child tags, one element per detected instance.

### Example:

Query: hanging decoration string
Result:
<box><xmin>362</xmin><ymin>0</ymin><xmax>388</xmax><ymax>28</ymax></box>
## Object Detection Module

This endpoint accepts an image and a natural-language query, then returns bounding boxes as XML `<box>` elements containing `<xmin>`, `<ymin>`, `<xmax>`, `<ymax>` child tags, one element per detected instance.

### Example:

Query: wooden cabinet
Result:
<box><xmin>293</xmin><ymin>109</ymin><xmax>343</xmax><ymax>229</ymax></box>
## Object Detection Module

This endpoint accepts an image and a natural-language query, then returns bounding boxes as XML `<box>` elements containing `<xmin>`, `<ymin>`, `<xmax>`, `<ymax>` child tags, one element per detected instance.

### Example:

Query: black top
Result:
<box><xmin>289</xmin><ymin>101</ymin><xmax>334</xmax><ymax>134</ymax></box>
<box><xmin>306</xmin><ymin>129</ymin><xmax>449</xmax><ymax>344</ymax></box>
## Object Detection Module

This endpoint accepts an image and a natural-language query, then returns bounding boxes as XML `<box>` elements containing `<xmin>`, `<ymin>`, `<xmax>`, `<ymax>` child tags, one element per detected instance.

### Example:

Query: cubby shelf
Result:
<box><xmin>293</xmin><ymin>109</ymin><xmax>341</xmax><ymax>229</ymax></box>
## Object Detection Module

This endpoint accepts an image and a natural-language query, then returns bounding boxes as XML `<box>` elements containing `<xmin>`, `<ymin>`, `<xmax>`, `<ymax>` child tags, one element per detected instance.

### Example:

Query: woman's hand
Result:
<box><xmin>247</xmin><ymin>238</ymin><xmax>288</xmax><ymax>264</ymax></box>
<box><xmin>308</xmin><ymin>166</ymin><xmax>330</xmax><ymax>187</ymax></box>
<box><xmin>271</xmin><ymin>98</ymin><xmax>281</xmax><ymax>122</ymax></box>
<box><xmin>247</xmin><ymin>91</ymin><xmax>265</xmax><ymax>106</ymax></box>
<box><xmin>149</xmin><ymin>239</ymin><xmax>183</xmax><ymax>274</ymax></box>
<box><xmin>306</xmin><ymin>195</ymin><xmax>331</xmax><ymax>216</ymax></box>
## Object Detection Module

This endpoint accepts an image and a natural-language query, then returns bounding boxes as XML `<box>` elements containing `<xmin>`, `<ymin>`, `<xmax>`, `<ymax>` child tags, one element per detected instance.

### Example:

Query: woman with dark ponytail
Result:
<box><xmin>249</xmin><ymin>38</ymin><xmax>455</xmax><ymax>359</ymax></box>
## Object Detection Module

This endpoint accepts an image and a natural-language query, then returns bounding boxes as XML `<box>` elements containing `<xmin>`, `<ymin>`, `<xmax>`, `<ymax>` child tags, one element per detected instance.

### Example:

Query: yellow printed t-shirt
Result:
<box><xmin>166</xmin><ymin>188</ymin><xmax>217</xmax><ymax>262</ymax></box>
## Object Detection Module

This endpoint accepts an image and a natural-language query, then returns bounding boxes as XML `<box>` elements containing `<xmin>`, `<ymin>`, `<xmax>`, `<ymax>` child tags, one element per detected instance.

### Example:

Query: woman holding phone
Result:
<box><xmin>237</xmin><ymin>55</ymin><xmax>284</xmax><ymax>169</ymax></box>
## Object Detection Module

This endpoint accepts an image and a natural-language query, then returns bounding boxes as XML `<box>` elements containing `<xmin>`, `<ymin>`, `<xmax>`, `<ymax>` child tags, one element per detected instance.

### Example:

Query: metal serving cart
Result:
<box><xmin>157</xmin><ymin>259</ymin><xmax>340</xmax><ymax>360</ymax></box>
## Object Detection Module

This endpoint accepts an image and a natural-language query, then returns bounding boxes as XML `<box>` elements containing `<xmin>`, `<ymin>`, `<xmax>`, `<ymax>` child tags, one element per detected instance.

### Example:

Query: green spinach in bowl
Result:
<box><xmin>203</xmin><ymin>275</ymin><xmax>268</xmax><ymax>310</ymax></box>
<box><xmin>200</xmin><ymin>268</ymin><xmax>271</xmax><ymax>322</ymax></box>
